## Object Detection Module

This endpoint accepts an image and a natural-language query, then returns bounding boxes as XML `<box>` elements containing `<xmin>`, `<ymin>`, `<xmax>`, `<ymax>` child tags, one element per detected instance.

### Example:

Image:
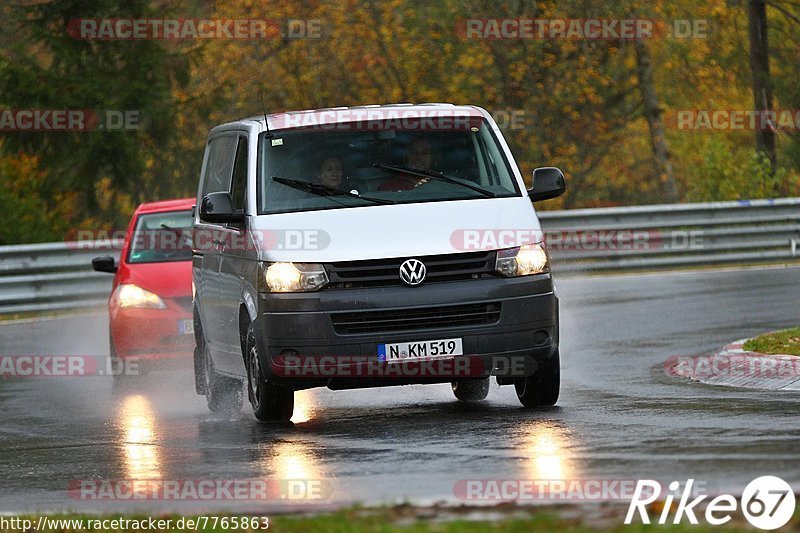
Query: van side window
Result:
<box><xmin>201</xmin><ymin>135</ymin><xmax>238</xmax><ymax>199</ymax></box>
<box><xmin>230</xmin><ymin>137</ymin><xmax>248</xmax><ymax>211</ymax></box>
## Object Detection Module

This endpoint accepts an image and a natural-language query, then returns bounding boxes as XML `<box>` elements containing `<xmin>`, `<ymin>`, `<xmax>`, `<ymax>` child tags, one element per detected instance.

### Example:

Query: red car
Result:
<box><xmin>92</xmin><ymin>198</ymin><xmax>195</xmax><ymax>374</ymax></box>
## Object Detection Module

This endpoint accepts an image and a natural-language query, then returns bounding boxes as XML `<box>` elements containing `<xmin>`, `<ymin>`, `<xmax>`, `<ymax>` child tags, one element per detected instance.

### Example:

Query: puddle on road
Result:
<box><xmin>118</xmin><ymin>394</ymin><xmax>162</xmax><ymax>480</ymax></box>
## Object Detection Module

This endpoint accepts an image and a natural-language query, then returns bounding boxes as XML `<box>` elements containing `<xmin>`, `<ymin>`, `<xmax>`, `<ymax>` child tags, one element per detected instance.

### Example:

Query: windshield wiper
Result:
<box><xmin>271</xmin><ymin>177</ymin><xmax>395</xmax><ymax>205</ymax></box>
<box><xmin>372</xmin><ymin>163</ymin><xmax>497</xmax><ymax>198</ymax></box>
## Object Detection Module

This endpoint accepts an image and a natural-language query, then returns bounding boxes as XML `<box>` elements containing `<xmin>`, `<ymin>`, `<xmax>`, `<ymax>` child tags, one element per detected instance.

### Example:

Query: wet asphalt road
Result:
<box><xmin>0</xmin><ymin>266</ymin><xmax>799</xmax><ymax>513</ymax></box>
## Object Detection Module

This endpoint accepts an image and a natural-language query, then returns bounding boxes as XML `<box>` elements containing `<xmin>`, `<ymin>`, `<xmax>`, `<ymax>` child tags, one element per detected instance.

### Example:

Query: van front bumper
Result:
<box><xmin>252</xmin><ymin>274</ymin><xmax>558</xmax><ymax>389</ymax></box>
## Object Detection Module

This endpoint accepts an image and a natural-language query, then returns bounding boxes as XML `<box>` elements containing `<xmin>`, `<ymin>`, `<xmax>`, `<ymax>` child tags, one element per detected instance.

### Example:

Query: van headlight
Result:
<box><xmin>262</xmin><ymin>262</ymin><xmax>329</xmax><ymax>292</ymax></box>
<box><xmin>495</xmin><ymin>243</ymin><xmax>549</xmax><ymax>276</ymax></box>
<box><xmin>115</xmin><ymin>284</ymin><xmax>166</xmax><ymax>309</ymax></box>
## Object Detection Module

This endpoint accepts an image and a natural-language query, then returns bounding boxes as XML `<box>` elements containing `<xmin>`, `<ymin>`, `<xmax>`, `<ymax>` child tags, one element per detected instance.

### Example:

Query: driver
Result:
<box><xmin>379</xmin><ymin>137</ymin><xmax>433</xmax><ymax>191</ymax></box>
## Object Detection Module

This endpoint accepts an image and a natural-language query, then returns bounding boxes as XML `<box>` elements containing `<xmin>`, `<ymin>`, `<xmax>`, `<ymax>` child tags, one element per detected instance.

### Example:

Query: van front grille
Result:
<box><xmin>325</xmin><ymin>251</ymin><xmax>496</xmax><ymax>289</ymax></box>
<box><xmin>331</xmin><ymin>302</ymin><xmax>501</xmax><ymax>335</ymax></box>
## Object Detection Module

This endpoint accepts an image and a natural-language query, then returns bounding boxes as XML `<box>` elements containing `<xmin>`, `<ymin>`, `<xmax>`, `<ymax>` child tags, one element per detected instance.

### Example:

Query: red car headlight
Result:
<box><xmin>114</xmin><ymin>284</ymin><xmax>166</xmax><ymax>309</ymax></box>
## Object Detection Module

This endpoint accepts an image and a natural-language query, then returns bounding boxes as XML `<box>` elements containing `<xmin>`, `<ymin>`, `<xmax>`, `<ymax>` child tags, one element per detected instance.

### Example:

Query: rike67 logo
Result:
<box><xmin>626</xmin><ymin>476</ymin><xmax>795</xmax><ymax>530</ymax></box>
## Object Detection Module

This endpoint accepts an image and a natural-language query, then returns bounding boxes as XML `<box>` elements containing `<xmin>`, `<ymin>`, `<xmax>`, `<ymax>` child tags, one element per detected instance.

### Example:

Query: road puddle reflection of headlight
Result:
<box><xmin>270</xmin><ymin>441</ymin><xmax>320</xmax><ymax>481</ymax></box>
<box><xmin>259</xmin><ymin>438</ymin><xmax>332</xmax><ymax>501</ymax></box>
<box><xmin>290</xmin><ymin>389</ymin><xmax>316</xmax><ymax>424</ymax></box>
<box><xmin>256</xmin><ymin>392</ymin><xmax>323</xmax><ymax>482</ymax></box>
<box><xmin>118</xmin><ymin>394</ymin><xmax>162</xmax><ymax>480</ymax></box>
<box><xmin>522</xmin><ymin>422</ymin><xmax>575</xmax><ymax>481</ymax></box>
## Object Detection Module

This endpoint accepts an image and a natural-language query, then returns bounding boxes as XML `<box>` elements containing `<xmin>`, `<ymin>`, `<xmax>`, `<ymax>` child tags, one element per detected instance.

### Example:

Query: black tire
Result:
<box><xmin>451</xmin><ymin>377</ymin><xmax>490</xmax><ymax>402</ymax></box>
<box><xmin>193</xmin><ymin>307</ymin><xmax>207</xmax><ymax>395</ymax></box>
<box><xmin>245</xmin><ymin>325</ymin><xmax>294</xmax><ymax>422</ymax></box>
<box><xmin>202</xmin><ymin>342</ymin><xmax>244</xmax><ymax>416</ymax></box>
<box><xmin>514</xmin><ymin>350</ymin><xmax>560</xmax><ymax>407</ymax></box>
<box><xmin>109</xmin><ymin>338</ymin><xmax>132</xmax><ymax>392</ymax></box>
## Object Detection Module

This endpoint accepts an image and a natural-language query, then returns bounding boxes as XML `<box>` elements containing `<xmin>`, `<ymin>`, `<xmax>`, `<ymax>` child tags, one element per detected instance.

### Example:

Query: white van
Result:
<box><xmin>192</xmin><ymin>103</ymin><xmax>565</xmax><ymax>421</ymax></box>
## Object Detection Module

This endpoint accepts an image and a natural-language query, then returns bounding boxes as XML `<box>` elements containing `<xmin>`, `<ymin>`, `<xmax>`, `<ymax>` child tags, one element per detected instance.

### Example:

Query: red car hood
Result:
<box><xmin>120</xmin><ymin>260</ymin><xmax>192</xmax><ymax>299</ymax></box>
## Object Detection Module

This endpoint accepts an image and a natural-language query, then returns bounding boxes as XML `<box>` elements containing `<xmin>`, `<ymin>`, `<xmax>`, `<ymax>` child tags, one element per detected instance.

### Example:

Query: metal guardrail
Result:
<box><xmin>539</xmin><ymin>198</ymin><xmax>800</xmax><ymax>272</ymax></box>
<box><xmin>0</xmin><ymin>198</ymin><xmax>798</xmax><ymax>314</ymax></box>
<box><xmin>0</xmin><ymin>241</ymin><xmax>121</xmax><ymax>314</ymax></box>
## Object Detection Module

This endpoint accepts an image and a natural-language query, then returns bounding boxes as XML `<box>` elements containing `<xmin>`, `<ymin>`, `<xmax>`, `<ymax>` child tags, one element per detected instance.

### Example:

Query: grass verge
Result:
<box><xmin>744</xmin><ymin>326</ymin><xmax>800</xmax><ymax>356</ymax></box>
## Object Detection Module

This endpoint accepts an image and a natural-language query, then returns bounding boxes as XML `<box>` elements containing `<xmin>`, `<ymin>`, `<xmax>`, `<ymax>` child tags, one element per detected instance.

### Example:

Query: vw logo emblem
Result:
<box><xmin>399</xmin><ymin>259</ymin><xmax>426</xmax><ymax>286</ymax></box>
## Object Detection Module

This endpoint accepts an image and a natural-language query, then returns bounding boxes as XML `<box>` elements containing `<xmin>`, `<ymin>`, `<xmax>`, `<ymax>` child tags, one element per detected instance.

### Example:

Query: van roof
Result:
<box><xmin>209</xmin><ymin>103</ymin><xmax>490</xmax><ymax>135</ymax></box>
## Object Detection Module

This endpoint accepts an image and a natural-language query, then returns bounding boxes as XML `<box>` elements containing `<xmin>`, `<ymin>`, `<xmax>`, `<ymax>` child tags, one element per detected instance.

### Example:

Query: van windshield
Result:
<box><xmin>257</xmin><ymin>118</ymin><xmax>521</xmax><ymax>214</ymax></box>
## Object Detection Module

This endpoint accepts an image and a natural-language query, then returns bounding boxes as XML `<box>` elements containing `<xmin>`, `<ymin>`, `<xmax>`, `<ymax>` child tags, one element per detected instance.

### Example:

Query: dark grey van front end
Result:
<box><xmin>251</xmin><ymin>251</ymin><xmax>558</xmax><ymax>392</ymax></box>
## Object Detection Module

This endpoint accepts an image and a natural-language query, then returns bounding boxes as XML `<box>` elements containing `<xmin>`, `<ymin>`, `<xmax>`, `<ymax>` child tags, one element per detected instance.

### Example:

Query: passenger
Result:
<box><xmin>317</xmin><ymin>156</ymin><xmax>344</xmax><ymax>189</ymax></box>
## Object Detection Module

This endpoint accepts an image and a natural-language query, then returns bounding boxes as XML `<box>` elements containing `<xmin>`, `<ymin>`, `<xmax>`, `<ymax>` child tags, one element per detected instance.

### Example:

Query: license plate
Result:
<box><xmin>178</xmin><ymin>319</ymin><xmax>194</xmax><ymax>335</ymax></box>
<box><xmin>378</xmin><ymin>338</ymin><xmax>463</xmax><ymax>363</ymax></box>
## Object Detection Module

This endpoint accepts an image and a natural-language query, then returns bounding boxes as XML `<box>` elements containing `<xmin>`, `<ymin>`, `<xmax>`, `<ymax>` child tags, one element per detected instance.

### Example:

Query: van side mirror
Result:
<box><xmin>92</xmin><ymin>256</ymin><xmax>117</xmax><ymax>274</ymax></box>
<box><xmin>528</xmin><ymin>167</ymin><xmax>566</xmax><ymax>202</ymax></box>
<box><xmin>199</xmin><ymin>192</ymin><xmax>243</xmax><ymax>224</ymax></box>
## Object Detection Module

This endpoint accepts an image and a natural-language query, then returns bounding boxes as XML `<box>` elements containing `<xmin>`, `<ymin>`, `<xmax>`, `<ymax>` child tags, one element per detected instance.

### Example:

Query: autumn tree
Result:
<box><xmin>747</xmin><ymin>0</ymin><xmax>776</xmax><ymax>168</ymax></box>
<box><xmin>0</xmin><ymin>0</ymin><xmax>184</xmax><ymax>234</ymax></box>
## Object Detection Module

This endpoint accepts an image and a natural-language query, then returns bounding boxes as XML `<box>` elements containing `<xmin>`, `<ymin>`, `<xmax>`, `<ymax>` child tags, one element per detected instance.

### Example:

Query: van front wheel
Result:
<box><xmin>514</xmin><ymin>350</ymin><xmax>560</xmax><ymax>407</ymax></box>
<box><xmin>245</xmin><ymin>326</ymin><xmax>294</xmax><ymax>422</ymax></box>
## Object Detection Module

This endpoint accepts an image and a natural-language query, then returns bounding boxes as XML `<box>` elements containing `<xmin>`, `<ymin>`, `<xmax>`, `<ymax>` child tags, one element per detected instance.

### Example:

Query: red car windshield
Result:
<box><xmin>127</xmin><ymin>210</ymin><xmax>193</xmax><ymax>264</ymax></box>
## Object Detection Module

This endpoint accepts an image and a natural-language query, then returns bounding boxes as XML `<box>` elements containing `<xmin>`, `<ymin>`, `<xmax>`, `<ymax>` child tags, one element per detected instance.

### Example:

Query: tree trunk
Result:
<box><xmin>634</xmin><ymin>39</ymin><xmax>679</xmax><ymax>203</ymax></box>
<box><xmin>747</xmin><ymin>0</ymin><xmax>777</xmax><ymax>169</ymax></box>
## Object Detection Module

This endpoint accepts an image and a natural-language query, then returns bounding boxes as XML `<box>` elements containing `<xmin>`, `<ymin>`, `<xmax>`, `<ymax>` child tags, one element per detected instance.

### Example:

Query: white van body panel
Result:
<box><xmin>249</xmin><ymin>195</ymin><xmax>542</xmax><ymax>263</ymax></box>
